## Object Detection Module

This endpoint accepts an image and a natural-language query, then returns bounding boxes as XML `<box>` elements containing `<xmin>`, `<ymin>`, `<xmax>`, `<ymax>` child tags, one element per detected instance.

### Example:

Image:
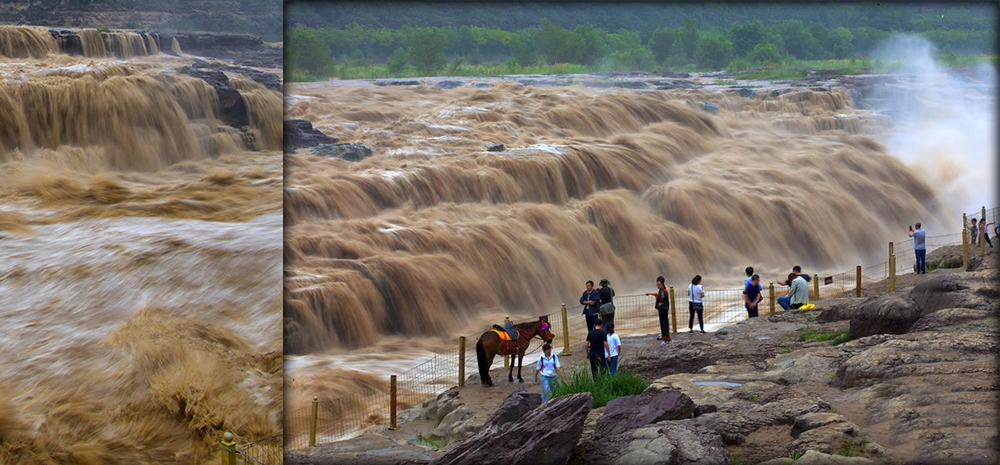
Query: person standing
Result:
<box><xmin>687</xmin><ymin>275</ymin><xmax>705</xmax><ymax>333</ymax></box>
<box><xmin>743</xmin><ymin>274</ymin><xmax>763</xmax><ymax>318</ymax></box>
<box><xmin>535</xmin><ymin>343</ymin><xmax>561</xmax><ymax>402</ymax></box>
<box><xmin>605</xmin><ymin>323</ymin><xmax>621</xmax><ymax>375</ymax></box>
<box><xmin>781</xmin><ymin>265</ymin><xmax>811</xmax><ymax>286</ymax></box>
<box><xmin>908</xmin><ymin>223</ymin><xmax>927</xmax><ymax>274</ymax></box>
<box><xmin>981</xmin><ymin>216</ymin><xmax>994</xmax><ymax>249</ymax></box>
<box><xmin>778</xmin><ymin>273</ymin><xmax>809</xmax><ymax>310</ymax></box>
<box><xmin>580</xmin><ymin>280</ymin><xmax>601</xmax><ymax>333</ymax></box>
<box><xmin>585</xmin><ymin>319</ymin><xmax>610</xmax><ymax>378</ymax></box>
<box><xmin>598</xmin><ymin>278</ymin><xmax>616</xmax><ymax>328</ymax></box>
<box><xmin>645</xmin><ymin>276</ymin><xmax>671</xmax><ymax>344</ymax></box>
<box><xmin>970</xmin><ymin>218</ymin><xmax>979</xmax><ymax>246</ymax></box>
<box><xmin>744</xmin><ymin>267</ymin><xmax>755</xmax><ymax>288</ymax></box>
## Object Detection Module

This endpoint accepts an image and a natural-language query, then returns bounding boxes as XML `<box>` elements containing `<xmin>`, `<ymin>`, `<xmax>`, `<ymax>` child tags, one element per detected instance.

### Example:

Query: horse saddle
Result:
<box><xmin>492</xmin><ymin>324</ymin><xmax>518</xmax><ymax>341</ymax></box>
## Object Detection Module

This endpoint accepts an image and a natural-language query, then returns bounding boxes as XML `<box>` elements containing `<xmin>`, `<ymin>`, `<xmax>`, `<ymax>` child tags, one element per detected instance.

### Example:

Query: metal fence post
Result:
<box><xmin>669</xmin><ymin>286</ymin><xmax>677</xmax><ymax>335</ymax></box>
<box><xmin>768</xmin><ymin>283</ymin><xmax>776</xmax><ymax>314</ymax></box>
<box><xmin>221</xmin><ymin>432</ymin><xmax>236</xmax><ymax>465</ymax></box>
<box><xmin>981</xmin><ymin>206</ymin><xmax>987</xmax><ymax>255</ymax></box>
<box><xmin>856</xmin><ymin>265</ymin><xmax>862</xmax><ymax>298</ymax></box>
<box><xmin>812</xmin><ymin>274</ymin><xmax>819</xmax><ymax>300</ymax></box>
<box><xmin>309</xmin><ymin>396</ymin><xmax>318</xmax><ymax>447</ymax></box>
<box><xmin>458</xmin><ymin>336</ymin><xmax>466</xmax><ymax>388</ymax></box>
<box><xmin>560</xmin><ymin>304</ymin><xmax>572</xmax><ymax>356</ymax></box>
<box><xmin>503</xmin><ymin>315</ymin><xmax>510</xmax><ymax>368</ymax></box>
<box><xmin>390</xmin><ymin>375</ymin><xmax>398</xmax><ymax>430</ymax></box>
<box><xmin>962</xmin><ymin>213</ymin><xmax>969</xmax><ymax>269</ymax></box>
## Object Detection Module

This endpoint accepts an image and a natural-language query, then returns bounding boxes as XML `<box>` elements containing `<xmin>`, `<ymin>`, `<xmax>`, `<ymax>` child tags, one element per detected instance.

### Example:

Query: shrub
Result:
<box><xmin>552</xmin><ymin>366</ymin><xmax>650</xmax><ymax>408</ymax></box>
<box><xmin>695</xmin><ymin>32</ymin><xmax>733</xmax><ymax>69</ymax></box>
<box><xmin>386</xmin><ymin>47</ymin><xmax>408</xmax><ymax>74</ymax></box>
<box><xmin>748</xmin><ymin>42</ymin><xmax>782</xmax><ymax>66</ymax></box>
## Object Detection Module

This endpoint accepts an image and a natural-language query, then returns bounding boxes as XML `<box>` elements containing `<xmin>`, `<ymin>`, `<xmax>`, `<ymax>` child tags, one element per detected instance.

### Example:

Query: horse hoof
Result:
<box><xmin>518</xmin><ymin>379</ymin><xmax>524</xmax><ymax>383</ymax></box>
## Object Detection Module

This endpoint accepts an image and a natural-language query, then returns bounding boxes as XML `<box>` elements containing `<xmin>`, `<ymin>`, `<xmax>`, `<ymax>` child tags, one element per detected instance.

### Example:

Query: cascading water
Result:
<box><xmin>0</xmin><ymin>24</ymin><xmax>283</xmax><ymax>463</ymax></box>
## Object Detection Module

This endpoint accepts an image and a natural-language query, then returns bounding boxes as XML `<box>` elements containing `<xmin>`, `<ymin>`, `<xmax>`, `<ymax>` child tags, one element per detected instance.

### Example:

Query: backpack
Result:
<box><xmin>599</xmin><ymin>302</ymin><xmax>615</xmax><ymax>316</ymax></box>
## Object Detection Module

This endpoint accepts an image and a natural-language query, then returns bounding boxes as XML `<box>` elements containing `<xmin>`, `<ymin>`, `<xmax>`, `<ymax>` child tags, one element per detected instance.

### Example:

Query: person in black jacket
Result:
<box><xmin>580</xmin><ymin>280</ymin><xmax>601</xmax><ymax>332</ymax></box>
<box><xmin>598</xmin><ymin>278</ymin><xmax>616</xmax><ymax>327</ymax></box>
<box><xmin>645</xmin><ymin>275</ymin><xmax>671</xmax><ymax>344</ymax></box>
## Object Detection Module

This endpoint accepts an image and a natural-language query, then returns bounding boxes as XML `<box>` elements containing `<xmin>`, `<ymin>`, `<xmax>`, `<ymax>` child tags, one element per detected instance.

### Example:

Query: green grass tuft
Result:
<box><xmin>552</xmin><ymin>366</ymin><xmax>650</xmax><ymax>408</ymax></box>
<box><xmin>798</xmin><ymin>327</ymin><xmax>849</xmax><ymax>344</ymax></box>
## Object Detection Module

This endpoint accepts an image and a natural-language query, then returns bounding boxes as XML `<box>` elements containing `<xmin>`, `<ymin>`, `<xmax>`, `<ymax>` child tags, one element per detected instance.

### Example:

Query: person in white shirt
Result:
<box><xmin>605</xmin><ymin>323</ymin><xmax>622</xmax><ymax>375</ymax></box>
<box><xmin>535</xmin><ymin>343</ymin><xmax>561</xmax><ymax>402</ymax></box>
<box><xmin>688</xmin><ymin>275</ymin><xmax>705</xmax><ymax>334</ymax></box>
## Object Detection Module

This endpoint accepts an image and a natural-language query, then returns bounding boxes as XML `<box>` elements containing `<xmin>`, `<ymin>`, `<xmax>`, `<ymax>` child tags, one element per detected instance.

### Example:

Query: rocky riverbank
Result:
<box><xmin>287</xmin><ymin>247</ymin><xmax>997</xmax><ymax>465</ymax></box>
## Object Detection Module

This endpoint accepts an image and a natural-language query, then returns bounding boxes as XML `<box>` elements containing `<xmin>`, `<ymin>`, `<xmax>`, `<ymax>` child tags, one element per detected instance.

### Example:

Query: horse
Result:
<box><xmin>475</xmin><ymin>316</ymin><xmax>554</xmax><ymax>387</ymax></box>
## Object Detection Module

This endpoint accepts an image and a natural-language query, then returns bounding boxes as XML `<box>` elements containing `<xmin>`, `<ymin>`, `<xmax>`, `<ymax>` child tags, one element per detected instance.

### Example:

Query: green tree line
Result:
<box><xmin>287</xmin><ymin>11</ymin><xmax>996</xmax><ymax>80</ymax></box>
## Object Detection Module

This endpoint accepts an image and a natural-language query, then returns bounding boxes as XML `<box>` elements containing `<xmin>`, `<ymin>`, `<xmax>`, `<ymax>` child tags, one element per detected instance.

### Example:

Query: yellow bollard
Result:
<box><xmin>458</xmin><ymin>336</ymin><xmax>466</xmax><ymax>388</ymax></box>
<box><xmin>769</xmin><ymin>283</ymin><xmax>776</xmax><ymax>314</ymax></box>
<box><xmin>889</xmin><ymin>254</ymin><xmax>896</xmax><ymax>292</ymax></box>
<box><xmin>560</xmin><ymin>304</ymin><xmax>572</xmax><ymax>356</ymax></box>
<box><xmin>221</xmin><ymin>432</ymin><xmax>236</xmax><ymax>465</ymax></box>
<box><xmin>962</xmin><ymin>213</ymin><xmax>969</xmax><ymax>269</ymax></box>
<box><xmin>669</xmin><ymin>286</ymin><xmax>678</xmax><ymax>335</ymax></box>
<box><xmin>812</xmin><ymin>274</ymin><xmax>819</xmax><ymax>301</ymax></box>
<box><xmin>390</xmin><ymin>375</ymin><xmax>398</xmax><ymax>431</ymax></box>
<box><xmin>309</xmin><ymin>396</ymin><xmax>318</xmax><ymax>447</ymax></box>
<box><xmin>503</xmin><ymin>315</ymin><xmax>510</xmax><ymax>369</ymax></box>
<box><xmin>856</xmin><ymin>265</ymin><xmax>862</xmax><ymax>298</ymax></box>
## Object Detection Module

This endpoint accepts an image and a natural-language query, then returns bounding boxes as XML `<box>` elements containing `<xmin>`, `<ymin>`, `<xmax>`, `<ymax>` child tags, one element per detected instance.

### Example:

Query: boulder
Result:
<box><xmin>737</xmin><ymin>88</ymin><xmax>755</xmax><ymax>98</ymax></box>
<box><xmin>376</xmin><ymin>80</ymin><xmax>421</xmax><ymax>86</ymax></box>
<box><xmin>793</xmin><ymin>450</ymin><xmax>875</xmax><ymax>465</ymax></box>
<box><xmin>284</xmin><ymin>119</ymin><xmax>337</xmax><ymax>151</ymax></box>
<box><xmin>907</xmin><ymin>273</ymin><xmax>981</xmax><ymax>313</ymax></box>
<box><xmin>925</xmin><ymin>244</ymin><xmax>963</xmax><ymax>270</ymax></box>
<box><xmin>414</xmin><ymin>387</ymin><xmax>462</xmax><ymax>424</ymax></box>
<box><xmin>481</xmin><ymin>388</ymin><xmax>541</xmax><ymax>429</ymax></box>
<box><xmin>908</xmin><ymin>308</ymin><xmax>992</xmax><ymax>332</ymax></box>
<box><xmin>431</xmin><ymin>392</ymin><xmax>592</xmax><ymax>465</ymax></box>
<box><xmin>583</xmin><ymin>419</ymin><xmax>728</xmax><ymax>465</ymax></box>
<box><xmin>436</xmin><ymin>80</ymin><xmax>463</xmax><ymax>89</ymax></box>
<box><xmin>436</xmin><ymin>406</ymin><xmax>476</xmax><ymax>442</ymax></box>
<box><xmin>758</xmin><ymin>459</ymin><xmax>795</xmax><ymax>465</ymax></box>
<box><xmin>183</xmin><ymin>68</ymin><xmax>249</xmax><ymax>128</ymax></box>
<box><xmin>703</xmin><ymin>102</ymin><xmax>721</xmax><ymax>114</ymax></box>
<box><xmin>483</xmin><ymin>143</ymin><xmax>505</xmax><ymax>152</ymax></box>
<box><xmin>595</xmin><ymin>389</ymin><xmax>696</xmax><ymax>437</ymax></box>
<box><xmin>189</xmin><ymin>60</ymin><xmax>282</xmax><ymax>90</ymax></box>
<box><xmin>848</xmin><ymin>295</ymin><xmax>920</xmax><ymax>339</ymax></box>
<box><xmin>310</xmin><ymin>143</ymin><xmax>373</xmax><ymax>161</ymax></box>
<box><xmin>817</xmin><ymin>298</ymin><xmax>871</xmax><ymax>323</ymax></box>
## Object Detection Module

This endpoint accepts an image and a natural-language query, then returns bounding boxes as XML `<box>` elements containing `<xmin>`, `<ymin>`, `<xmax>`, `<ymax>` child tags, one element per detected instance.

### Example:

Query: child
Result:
<box><xmin>536</xmin><ymin>343</ymin><xmax>561</xmax><ymax>402</ymax></box>
<box><xmin>605</xmin><ymin>323</ymin><xmax>621</xmax><ymax>375</ymax></box>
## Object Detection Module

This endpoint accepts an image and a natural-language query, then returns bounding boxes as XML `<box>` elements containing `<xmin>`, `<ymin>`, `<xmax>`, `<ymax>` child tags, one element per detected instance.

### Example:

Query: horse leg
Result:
<box><xmin>508</xmin><ymin>349</ymin><xmax>515</xmax><ymax>383</ymax></box>
<box><xmin>517</xmin><ymin>349</ymin><xmax>524</xmax><ymax>383</ymax></box>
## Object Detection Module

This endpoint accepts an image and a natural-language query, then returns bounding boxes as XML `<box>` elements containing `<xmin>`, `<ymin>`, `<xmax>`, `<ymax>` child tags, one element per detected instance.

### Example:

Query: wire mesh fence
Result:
<box><xmin>234</xmin><ymin>434</ymin><xmax>283</xmax><ymax>465</ymax></box>
<box><xmin>285</xmin><ymin>207</ymin><xmax>992</xmax><ymax>451</ymax></box>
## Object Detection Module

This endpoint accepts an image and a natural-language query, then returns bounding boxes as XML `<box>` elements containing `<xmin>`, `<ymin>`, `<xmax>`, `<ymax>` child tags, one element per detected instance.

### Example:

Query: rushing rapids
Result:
<box><xmin>284</xmin><ymin>80</ymin><xmax>941</xmax><ymax>354</ymax></box>
<box><xmin>0</xmin><ymin>24</ymin><xmax>282</xmax><ymax>462</ymax></box>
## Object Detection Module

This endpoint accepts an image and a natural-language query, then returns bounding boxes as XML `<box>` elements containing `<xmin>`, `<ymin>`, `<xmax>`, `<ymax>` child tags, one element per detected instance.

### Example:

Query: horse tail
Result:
<box><xmin>476</xmin><ymin>337</ymin><xmax>489</xmax><ymax>384</ymax></box>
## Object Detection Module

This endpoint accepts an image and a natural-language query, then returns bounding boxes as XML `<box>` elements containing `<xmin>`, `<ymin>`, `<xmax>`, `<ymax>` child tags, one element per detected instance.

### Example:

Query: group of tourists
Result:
<box><xmin>969</xmin><ymin>216</ymin><xmax>995</xmax><ymax>250</ymax></box>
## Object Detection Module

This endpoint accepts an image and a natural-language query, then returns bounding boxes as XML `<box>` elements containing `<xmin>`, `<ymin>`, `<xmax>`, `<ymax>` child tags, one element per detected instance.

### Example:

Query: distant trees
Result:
<box><xmin>695</xmin><ymin>32</ymin><xmax>733</xmax><ymax>69</ymax></box>
<box><xmin>648</xmin><ymin>27</ymin><xmax>677</xmax><ymax>63</ymax></box>
<box><xmin>284</xmin><ymin>4</ymin><xmax>996</xmax><ymax>80</ymax></box>
<box><xmin>748</xmin><ymin>42</ymin><xmax>781</xmax><ymax>65</ymax></box>
<box><xmin>288</xmin><ymin>27</ymin><xmax>335</xmax><ymax>77</ymax></box>
<box><xmin>729</xmin><ymin>20</ymin><xmax>767</xmax><ymax>57</ymax></box>
<box><xmin>410</xmin><ymin>28</ymin><xmax>447</xmax><ymax>74</ymax></box>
